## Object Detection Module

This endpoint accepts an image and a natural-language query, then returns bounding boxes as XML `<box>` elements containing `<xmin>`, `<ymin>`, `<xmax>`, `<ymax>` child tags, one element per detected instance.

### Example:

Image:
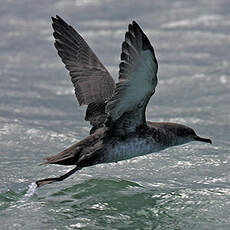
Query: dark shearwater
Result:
<box><xmin>36</xmin><ymin>16</ymin><xmax>212</xmax><ymax>187</ymax></box>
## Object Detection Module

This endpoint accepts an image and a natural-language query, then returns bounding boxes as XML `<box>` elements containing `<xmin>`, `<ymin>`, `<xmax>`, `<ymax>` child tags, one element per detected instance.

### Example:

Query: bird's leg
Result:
<box><xmin>36</xmin><ymin>166</ymin><xmax>81</xmax><ymax>187</ymax></box>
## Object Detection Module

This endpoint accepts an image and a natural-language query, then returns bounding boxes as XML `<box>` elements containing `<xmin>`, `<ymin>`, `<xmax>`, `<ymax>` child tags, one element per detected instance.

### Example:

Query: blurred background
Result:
<box><xmin>0</xmin><ymin>0</ymin><xmax>230</xmax><ymax>229</ymax></box>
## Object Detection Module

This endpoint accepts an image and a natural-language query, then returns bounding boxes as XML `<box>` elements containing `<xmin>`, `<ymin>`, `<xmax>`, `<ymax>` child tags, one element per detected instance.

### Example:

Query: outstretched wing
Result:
<box><xmin>106</xmin><ymin>21</ymin><xmax>158</xmax><ymax>135</ymax></box>
<box><xmin>52</xmin><ymin>15</ymin><xmax>115</xmax><ymax>133</ymax></box>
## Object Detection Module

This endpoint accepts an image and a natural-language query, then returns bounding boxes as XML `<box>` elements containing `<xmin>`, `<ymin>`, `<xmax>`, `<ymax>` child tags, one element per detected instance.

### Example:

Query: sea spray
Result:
<box><xmin>19</xmin><ymin>182</ymin><xmax>38</xmax><ymax>202</ymax></box>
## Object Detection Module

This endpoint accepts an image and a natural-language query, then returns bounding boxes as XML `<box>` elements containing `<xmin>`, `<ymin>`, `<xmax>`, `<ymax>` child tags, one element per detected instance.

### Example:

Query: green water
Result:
<box><xmin>2</xmin><ymin>178</ymin><xmax>229</xmax><ymax>229</ymax></box>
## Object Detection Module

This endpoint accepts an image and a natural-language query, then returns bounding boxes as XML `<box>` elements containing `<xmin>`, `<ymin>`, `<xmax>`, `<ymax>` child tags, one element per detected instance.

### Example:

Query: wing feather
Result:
<box><xmin>106</xmin><ymin>21</ymin><xmax>158</xmax><ymax>134</ymax></box>
<box><xmin>52</xmin><ymin>15</ymin><xmax>115</xmax><ymax>133</ymax></box>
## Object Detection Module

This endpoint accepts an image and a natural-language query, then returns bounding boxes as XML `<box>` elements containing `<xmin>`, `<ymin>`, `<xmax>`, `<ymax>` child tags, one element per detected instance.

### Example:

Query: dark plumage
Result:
<box><xmin>36</xmin><ymin>16</ymin><xmax>212</xmax><ymax>187</ymax></box>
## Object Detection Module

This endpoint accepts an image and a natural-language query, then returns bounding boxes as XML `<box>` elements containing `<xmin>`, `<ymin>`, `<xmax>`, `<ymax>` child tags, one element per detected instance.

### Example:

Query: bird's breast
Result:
<box><xmin>101</xmin><ymin>136</ymin><xmax>165</xmax><ymax>163</ymax></box>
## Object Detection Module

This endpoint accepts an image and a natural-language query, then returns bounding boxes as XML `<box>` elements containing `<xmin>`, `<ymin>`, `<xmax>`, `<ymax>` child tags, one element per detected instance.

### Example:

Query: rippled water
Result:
<box><xmin>1</xmin><ymin>0</ymin><xmax>230</xmax><ymax>229</ymax></box>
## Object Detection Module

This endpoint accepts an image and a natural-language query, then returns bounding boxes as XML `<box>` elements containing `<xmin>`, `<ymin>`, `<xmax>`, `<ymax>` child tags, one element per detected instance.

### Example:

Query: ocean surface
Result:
<box><xmin>0</xmin><ymin>0</ymin><xmax>230</xmax><ymax>229</ymax></box>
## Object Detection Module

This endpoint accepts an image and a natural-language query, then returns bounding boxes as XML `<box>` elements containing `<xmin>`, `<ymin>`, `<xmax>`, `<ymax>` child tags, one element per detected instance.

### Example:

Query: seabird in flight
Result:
<box><xmin>36</xmin><ymin>16</ymin><xmax>212</xmax><ymax>187</ymax></box>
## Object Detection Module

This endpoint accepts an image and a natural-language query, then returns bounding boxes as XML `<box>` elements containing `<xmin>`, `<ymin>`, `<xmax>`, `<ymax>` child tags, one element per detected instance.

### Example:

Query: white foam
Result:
<box><xmin>19</xmin><ymin>182</ymin><xmax>38</xmax><ymax>202</ymax></box>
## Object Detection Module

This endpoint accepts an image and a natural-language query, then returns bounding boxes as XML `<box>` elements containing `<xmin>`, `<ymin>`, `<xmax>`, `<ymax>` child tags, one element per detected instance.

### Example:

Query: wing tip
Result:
<box><xmin>51</xmin><ymin>15</ymin><xmax>62</xmax><ymax>21</ymax></box>
<box><xmin>51</xmin><ymin>15</ymin><xmax>60</xmax><ymax>23</ymax></box>
<box><xmin>126</xmin><ymin>20</ymin><xmax>157</xmax><ymax>63</ymax></box>
<box><xmin>51</xmin><ymin>15</ymin><xmax>68</xmax><ymax>27</ymax></box>
<box><xmin>132</xmin><ymin>21</ymin><xmax>157</xmax><ymax>63</ymax></box>
<box><xmin>132</xmin><ymin>20</ymin><xmax>138</xmax><ymax>27</ymax></box>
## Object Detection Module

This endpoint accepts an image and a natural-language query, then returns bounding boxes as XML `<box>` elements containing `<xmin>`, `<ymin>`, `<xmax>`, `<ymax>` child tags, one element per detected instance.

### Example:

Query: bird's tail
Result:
<box><xmin>36</xmin><ymin>143</ymin><xmax>81</xmax><ymax>187</ymax></box>
<box><xmin>36</xmin><ymin>166</ymin><xmax>81</xmax><ymax>187</ymax></box>
<box><xmin>42</xmin><ymin>143</ymin><xmax>80</xmax><ymax>166</ymax></box>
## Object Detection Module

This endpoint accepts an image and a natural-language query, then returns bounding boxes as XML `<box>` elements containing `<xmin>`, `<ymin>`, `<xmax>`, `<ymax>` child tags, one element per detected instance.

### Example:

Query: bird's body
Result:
<box><xmin>90</xmin><ymin>123</ymin><xmax>188</xmax><ymax>164</ymax></box>
<box><xmin>36</xmin><ymin>16</ymin><xmax>212</xmax><ymax>187</ymax></box>
<box><xmin>45</xmin><ymin>122</ymin><xmax>197</xmax><ymax>167</ymax></box>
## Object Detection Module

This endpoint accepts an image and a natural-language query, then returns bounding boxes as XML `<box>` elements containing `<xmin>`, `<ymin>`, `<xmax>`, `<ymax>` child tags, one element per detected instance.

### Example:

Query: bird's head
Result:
<box><xmin>162</xmin><ymin>123</ymin><xmax>212</xmax><ymax>145</ymax></box>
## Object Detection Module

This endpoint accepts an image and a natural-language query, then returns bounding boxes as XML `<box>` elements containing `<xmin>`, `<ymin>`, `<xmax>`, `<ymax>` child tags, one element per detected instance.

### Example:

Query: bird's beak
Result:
<box><xmin>194</xmin><ymin>136</ymin><xmax>212</xmax><ymax>144</ymax></box>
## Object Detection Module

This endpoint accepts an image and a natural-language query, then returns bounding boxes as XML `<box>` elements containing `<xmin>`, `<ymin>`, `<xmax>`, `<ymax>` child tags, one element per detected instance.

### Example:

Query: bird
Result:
<box><xmin>36</xmin><ymin>15</ymin><xmax>212</xmax><ymax>187</ymax></box>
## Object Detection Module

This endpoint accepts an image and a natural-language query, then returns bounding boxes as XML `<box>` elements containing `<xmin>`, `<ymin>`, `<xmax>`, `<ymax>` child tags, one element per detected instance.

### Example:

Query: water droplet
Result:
<box><xmin>19</xmin><ymin>182</ymin><xmax>38</xmax><ymax>202</ymax></box>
